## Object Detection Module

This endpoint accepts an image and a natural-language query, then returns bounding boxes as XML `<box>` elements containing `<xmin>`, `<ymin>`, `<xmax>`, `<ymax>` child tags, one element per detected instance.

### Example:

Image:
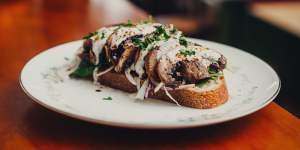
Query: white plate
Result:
<box><xmin>20</xmin><ymin>38</ymin><xmax>280</xmax><ymax>129</ymax></box>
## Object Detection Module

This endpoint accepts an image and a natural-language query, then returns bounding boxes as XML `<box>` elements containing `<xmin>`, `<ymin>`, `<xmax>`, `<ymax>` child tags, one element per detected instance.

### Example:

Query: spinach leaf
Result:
<box><xmin>195</xmin><ymin>78</ymin><xmax>210</xmax><ymax>88</ymax></box>
<box><xmin>69</xmin><ymin>61</ymin><xmax>95</xmax><ymax>78</ymax></box>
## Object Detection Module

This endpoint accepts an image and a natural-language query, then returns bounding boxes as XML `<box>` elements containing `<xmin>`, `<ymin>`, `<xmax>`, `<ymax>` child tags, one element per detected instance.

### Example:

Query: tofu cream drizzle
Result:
<box><xmin>109</xmin><ymin>23</ymin><xmax>161</xmax><ymax>49</ymax></box>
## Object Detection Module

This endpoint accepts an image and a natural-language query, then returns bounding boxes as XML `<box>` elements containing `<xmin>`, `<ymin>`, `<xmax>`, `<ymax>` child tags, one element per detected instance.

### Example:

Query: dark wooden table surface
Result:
<box><xmin>0</xmin><ymin>0</ymin><xmax>300</xmax><ymax>149</ymax></box>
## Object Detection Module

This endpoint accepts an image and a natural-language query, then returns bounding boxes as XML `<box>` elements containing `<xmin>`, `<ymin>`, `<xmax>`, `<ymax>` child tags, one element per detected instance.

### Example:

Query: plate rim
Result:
<box><xmin>19</xmin><ymin>39</ymin><xmax>281</xmax><ymax>129</ymax></box>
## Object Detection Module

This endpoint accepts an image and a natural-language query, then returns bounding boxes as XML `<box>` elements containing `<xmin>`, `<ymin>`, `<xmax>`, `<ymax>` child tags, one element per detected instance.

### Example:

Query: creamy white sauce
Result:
<box><xmin>134</xmin><ymin>49</ymin><xmax>148</xmax><ymax>78</ymax></box>
<box><xmin>110</xmin><ymin>23</ymin><xmax>160</xmax><ymax>49</ymax></box>
<box><xmin>186</xmin><ymin>45</ymin><xmax>221</xmax><ymax>67</ymax></box>
<box><xmin>157</xmin><ymin>42</ymin><xmax>222</xmax><ymax>68</ymax></box>
<box><xmin>110</xmin><ymin>27</ymin><xmax>140</xmax><ymax>49</ymax></box>
<box><xmin>155</xmin><ymin>38</ymin><xmax>182</xmax><ymax>61</ymax></box>
<box><xmin>200</xmin><ymin>50</ymin><xmax>221</xmax><ymax>61</ymax></box>
<box><xmin>137</xmin><ymin>23</ymin><xmax>161</xmax><ymax>34</ymax></box>
<box><xmin>193</xmin><ymin>79</ymin><xmax>220</xmax><ymax>92</ymax></box>
<box><xmin>167</xmin><ymin>24</ymin><xmax>182</xmax><ymax>39</ymax></box>
<box><xmin>92</xmin><ymin>26</ymin><xmax>117</xmax><ymax>64</ymax></box>
<box><xmin>190</xmin><ymin>45</ymin><xmax>220</xmax><ymax>61</ymax></box>
<box><xmin>133</xmin><ymin>33</ymin><xmax>168</xmax><ymax>78</ymax></box>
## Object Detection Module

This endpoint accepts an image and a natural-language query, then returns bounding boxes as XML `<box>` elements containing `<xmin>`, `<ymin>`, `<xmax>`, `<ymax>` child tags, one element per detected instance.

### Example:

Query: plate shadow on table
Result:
<box><xmin>21</xmin><ymin>102</ymin><xmax>256</xmax><ymax>149</ymax></box>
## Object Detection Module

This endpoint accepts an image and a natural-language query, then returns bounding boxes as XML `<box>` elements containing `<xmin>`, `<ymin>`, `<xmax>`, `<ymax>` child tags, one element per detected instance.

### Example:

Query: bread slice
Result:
<box><xmin>149</xmin><ymin>77</ymin><xmax>228</xmax><ymax>109</ymax></box>
<box><xmin>97</xmin><ymin>71</ymin><xmax>137</xmax><ymax>93</ymax></box>
<box><xmin>98</xmin><ymin>71</ymin><xmax>228</xmax><ymax>109</ymax></box>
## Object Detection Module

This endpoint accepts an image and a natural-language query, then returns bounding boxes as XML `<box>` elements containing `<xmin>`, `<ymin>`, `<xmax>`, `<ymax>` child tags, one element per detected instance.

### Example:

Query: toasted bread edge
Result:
<box><xmin>98</xmin><ymin>71</ymin><xmax>228</xmax><ymax>109</ymax></box>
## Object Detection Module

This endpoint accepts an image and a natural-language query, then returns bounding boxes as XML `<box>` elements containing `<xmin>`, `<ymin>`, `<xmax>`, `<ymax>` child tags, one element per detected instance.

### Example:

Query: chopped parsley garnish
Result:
<box><xmin>120</xmin><ymin>20</ymin><xmax>134</xmax><ymax>27</ymax></box>
<box><xmin>132</xmin><ymin>37</ymin><xmax>147</xmax><ymax>49</ymax></box>
<box><xmin>64</xmin><ymin>57</ymin><xmax>69</xmax><ymax>61</ymax></box>
<box><xmin>83</xmin><ymin>31</ymin><xmax>98</xmax><ymax>39</ymax></box>
<box><xmin>103</xmin><ymin>96</ymin><xmax>112</xmax><ymax>100</ymax></box>
<box><xmin>170</xmin><ymin>28</ymin><xmax>177</xmax><ymax>33</ymax></box>
<box><xmin>127</xmin><ymin>20</ymin><xmax>133</xmax><ymax>25</ymax></box>
<box><xmin>179</xmin><ymin>36</ymin><xmax>188</xmax><ymax>47</ymax></box>
<box><xmin>132</xmin><ymin>26</ymin><xmax>171</xmax><ymax>50</ymax></box>
<box><xmin>155</xmin><ymin>26</ymin><xmax>170</xmax><ymax>39</ymax></box>
<box><xmin>100</xmin><ymin>32</ymin><xmax>105</xmax><ymax>39</ymax></box>
<box><xmin>179</xmin><ymin>49</ymin><xmax>195</xmax><ymax>56</ymax></box>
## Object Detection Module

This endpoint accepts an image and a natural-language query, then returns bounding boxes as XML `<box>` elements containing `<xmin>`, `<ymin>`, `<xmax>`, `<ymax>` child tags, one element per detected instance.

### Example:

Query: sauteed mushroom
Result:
<box><xmin>144</xmin><ymin>50</ymin><xmax>160</xmax><ymax>82</ymax></box>
<box><xmin>181</xmin><ymin>61</ymin><xmax>210</xmax><ymax>83</ymax></box>
<box><xmin>156</xmin><ymin>57</ymin><xmax>181</xmax><ymax>87</ymax></box>
<box><xmin>114</xmin><ymin>42</ymin><xmax>137</xmax><ymax>72</ymax></box>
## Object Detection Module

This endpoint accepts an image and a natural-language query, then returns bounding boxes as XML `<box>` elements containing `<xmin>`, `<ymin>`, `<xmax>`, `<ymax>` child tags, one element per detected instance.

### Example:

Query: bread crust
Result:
<box><xmin>97</xmin><ymin>71</ymin><xmax>228</xmax><ymax>109</ymax></box>
<box><xmin>97</xmin><ymin>71</ymin><xmax>137</xmax><ymax>93</ymax></box>
<box><xmin>149</xmin><ymin>78</ymin><xmax>228</xmax><ymax>109</ymax></box>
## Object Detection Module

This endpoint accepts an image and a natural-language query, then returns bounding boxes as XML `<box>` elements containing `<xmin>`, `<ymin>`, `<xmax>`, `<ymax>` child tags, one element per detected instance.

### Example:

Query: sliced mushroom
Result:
<box><xmin>105</xmin><ymin>32</ymin><xmax>144</xmax><ymax>72</ymax></box>
<box><xmin>103</xmin><ymin>33</ymin><xmax>115</xmax><ymax>64</ymax></box>
<box><xmin>134</xmin><ymin>49</ymin><xmax>140</xmax><ymax>64</ymax></box>
<box><xmin>114</xmin><ymin>43</ymin><xmax>137</xmax><ymax>72</ymax></box>
<box><xmin>144</xmin><ymin>50</ymin><xmax>160</xmax><ymax>82</ymax></box>
<box><xmin>83</xmin><ymin>39</ymin><xmax>93</xmax><ymax>53</ymax></box>
<box><xmin>89</xmin><ymin>50</ymin><xmax>96</xmax><ymax>64</ymax></box>
<box><xmin>156</xmin><ymin>57</ymin><xmax>181</xmax><ymax>87</ymax></box>
<box><xmin>181</xmin><ymin>61</ymin><xmax>210</xmax><ymax>83</ymax></box>
<box><xmin>82</xmin><ymin>39</ymin><xmax>96</xmax><ymax>64</ymax></box>
<box><xmin>218</xmin><ymin>55</ymin><xmax>227</xmax><ymax>70</ymax></box>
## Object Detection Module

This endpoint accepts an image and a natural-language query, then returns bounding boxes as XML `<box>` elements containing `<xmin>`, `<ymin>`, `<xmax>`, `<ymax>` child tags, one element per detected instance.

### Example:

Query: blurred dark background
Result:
<box><xmin>129</xmin><ymin>0</ymin><xmax>300</xmax><ymax>117</ymax></box>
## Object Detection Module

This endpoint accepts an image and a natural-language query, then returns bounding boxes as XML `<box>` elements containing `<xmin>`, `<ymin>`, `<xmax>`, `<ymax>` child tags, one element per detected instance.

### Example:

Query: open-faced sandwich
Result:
<box><xmin>69</xmin><ymin>19</ymin><xmax>228</xmax><ymax>109</ymax></box>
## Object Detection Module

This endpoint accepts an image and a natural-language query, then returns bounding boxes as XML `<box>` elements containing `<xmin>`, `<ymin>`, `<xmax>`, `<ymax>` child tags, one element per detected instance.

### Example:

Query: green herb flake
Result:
<box><xmin>155</xmin><ymin>26</ymin><xmax>170</xmax><ymax>39</ymax></box>
<box><xmin>170</xmin><ymin>28</ymin><xmax>177</xmax><ymax>33</ymax></box>
<box><xmin>120</xmin><ymin>20</ymin><xmax>134</xmax><ymax>27</ymax></box>
<box><xmin>132</xmin><ymin>26</ymin><xmax>171</xmax><ymax>50</ymax></box>
<box><xmin>127</xmin><ymin>20</ymin><xmax>133</xmax><ymax>26</ymax></box>
<box><xmin>103</xmin><ymin>96</ymin><xmax>112</xmax><ymax>100</ymax></box>
<box><xmin>179</xmin><ymin>49</ymin><xmax>195</xmax><ymax>56</ymax></box>
<box><xmin>83</xmin><ymin>31</ymin><xmax>98</xmax><ymax>39</ymax></box>
<box><xmin>132</xmin><ymin>37</ymin><xmax>147</xmax><ymax>49</ymax></box>
<box><xmin>64</xmin><ymin>57</ymin><xmax>69</xmax><ymax>61</ymax></box>
<box><xmin>179</xmin><ymin>36</ymin><xmax>188</xmax><ymax>47</ymax></box>
<box><xmin>155</xmin><ymin>26</ymin><xmax>164</xmax><ymax>35</ymax></box>
<box><xmin>100</xmin><ymin>32</ymin><xmax>105</xmax><ymax>39</ymax></box>
<box><xmin>132</xmin><ymin>25</ymin><xmax>172</xmax><ymax>51</ymax></box>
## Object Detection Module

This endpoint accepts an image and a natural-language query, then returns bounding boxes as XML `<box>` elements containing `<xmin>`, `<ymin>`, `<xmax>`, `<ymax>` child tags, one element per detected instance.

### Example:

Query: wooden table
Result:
<box><xmin>0</xmin><ymin>0</ymin><xmax>299</xmax><ymax>149</ymax></box>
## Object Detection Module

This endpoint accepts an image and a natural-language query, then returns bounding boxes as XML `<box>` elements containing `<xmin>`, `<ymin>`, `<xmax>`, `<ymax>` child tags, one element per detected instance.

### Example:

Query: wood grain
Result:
<box><xmin>0</xmin><ymin>0</ymin><xmax>299</xmax><ymax>149</ymax></box>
